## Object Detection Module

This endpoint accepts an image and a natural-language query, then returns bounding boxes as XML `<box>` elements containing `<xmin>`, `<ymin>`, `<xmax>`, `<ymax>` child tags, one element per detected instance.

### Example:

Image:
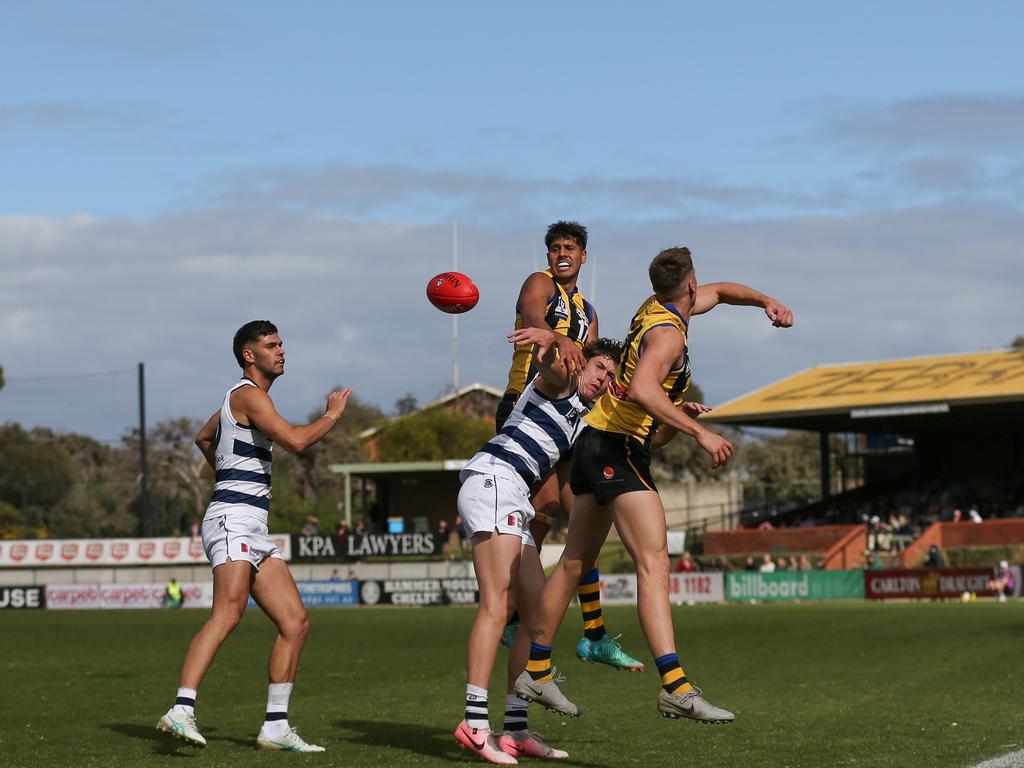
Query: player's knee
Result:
<box><xmin>635</xmin><ymin>549</ymin><xmax>670</xmax><ymax>581</ymax></box>
<box><xmin>556</xmin><ymin>553</ymin><xmax>585</xmax><ymax>583</ymax></box>
<box><xmin>280</xmin><ymin>610</ymin><xmax>310</xmax><ymax>641</ymax></box>
<box><xmin>211</xmin><ymin>598</ymin><xmax>246</xmax><ymax>630</ymax></box>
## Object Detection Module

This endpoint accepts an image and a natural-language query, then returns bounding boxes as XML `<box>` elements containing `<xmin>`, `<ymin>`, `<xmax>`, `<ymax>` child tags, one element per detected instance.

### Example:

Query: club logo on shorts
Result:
<box><xmin>602</xmin><ymin>466</ymin><xmax>615</xmax><ymax>479</ymax></box>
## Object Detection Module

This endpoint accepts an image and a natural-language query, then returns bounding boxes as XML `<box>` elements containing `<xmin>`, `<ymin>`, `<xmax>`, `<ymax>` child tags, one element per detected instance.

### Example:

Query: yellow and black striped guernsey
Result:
<box><xmin>585</xmin><ymin>295</ymin><xmax>691</xmax><ymax>441</ymax></box>
<box><xmin>504</xmin><ymin>270</ymin><xmax>594</xmax><ymax>394</ymax></box>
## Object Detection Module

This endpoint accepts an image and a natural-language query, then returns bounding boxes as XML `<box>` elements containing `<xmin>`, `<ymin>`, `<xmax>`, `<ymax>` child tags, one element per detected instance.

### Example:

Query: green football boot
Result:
<box><xmin>576</xmin><ymin>634</ymin><xmax>645</xmax><ymax>671</ymax></box>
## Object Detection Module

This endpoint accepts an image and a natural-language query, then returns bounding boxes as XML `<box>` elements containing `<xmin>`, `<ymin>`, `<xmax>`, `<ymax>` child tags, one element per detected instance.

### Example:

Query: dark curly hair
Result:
<box><xmin>544</xmin><ymin>220</ymin><xmax>588</xmax><ymax>251</ymax></box>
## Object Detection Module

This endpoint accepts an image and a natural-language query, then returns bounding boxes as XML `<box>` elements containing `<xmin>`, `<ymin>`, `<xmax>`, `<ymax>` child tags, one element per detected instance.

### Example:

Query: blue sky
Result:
<box><xmin>1</xmin><ymin>2</ymin><xmax>1022</xmax><ymax>440</ymax></box>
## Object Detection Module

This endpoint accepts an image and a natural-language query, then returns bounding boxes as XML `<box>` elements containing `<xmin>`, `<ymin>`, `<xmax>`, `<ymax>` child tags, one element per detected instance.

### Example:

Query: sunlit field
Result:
<box><xmin>2</xmin><ymin>603</ymin><xmax>1022</xmax><ymax>768</ymax></box>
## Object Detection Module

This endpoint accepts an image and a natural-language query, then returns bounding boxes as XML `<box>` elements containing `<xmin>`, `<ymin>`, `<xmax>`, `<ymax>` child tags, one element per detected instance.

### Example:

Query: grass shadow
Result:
<box><xmin>334</xmin><ymin>718</ymin><xmax>611</xmax><ymax>767</ymax></box>
<box><xmin>106</xmin><ymin>722</ymin><xmax>254</xmax><ymax>754</ymax></box>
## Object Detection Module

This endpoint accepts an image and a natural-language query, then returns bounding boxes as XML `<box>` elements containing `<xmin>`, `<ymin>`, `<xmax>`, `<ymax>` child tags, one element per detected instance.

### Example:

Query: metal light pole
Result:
<box><xmin>138</xmin><ymin>362</ymin><xmax>149</xmax><ymax>536</ymax></box>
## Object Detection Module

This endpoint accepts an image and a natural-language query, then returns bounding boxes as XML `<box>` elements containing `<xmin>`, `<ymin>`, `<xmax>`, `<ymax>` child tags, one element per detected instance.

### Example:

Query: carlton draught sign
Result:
<box><xmin>864</xmin><ymin>568</ymin><xmax>995</xmax><ymax>600</ymax></box>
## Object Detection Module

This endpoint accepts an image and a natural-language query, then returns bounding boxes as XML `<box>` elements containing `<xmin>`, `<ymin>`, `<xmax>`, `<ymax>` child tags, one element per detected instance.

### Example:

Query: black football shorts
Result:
<box><xmin>570</xmin><ymin>426</ymin><xmax>657</xmax><ymax>504</ymax></box>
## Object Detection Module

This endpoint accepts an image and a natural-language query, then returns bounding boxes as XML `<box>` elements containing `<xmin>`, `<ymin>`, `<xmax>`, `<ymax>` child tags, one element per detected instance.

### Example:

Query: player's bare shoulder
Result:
<box><xmin>230</xmin><ymin>382</ymin><xmax>273</xmax><ymax>424</ymax></box>
<box><xmin>517</xmin><ymin>271</ymin><xmax>555</xmax><ymax>310</ymax></box>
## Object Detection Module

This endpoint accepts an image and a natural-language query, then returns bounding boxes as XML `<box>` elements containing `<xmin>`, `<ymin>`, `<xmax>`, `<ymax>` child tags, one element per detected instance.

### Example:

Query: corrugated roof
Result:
<box><xmin>704</xmin><ymin>348</ymin><xmax>1024</xmax><ymax>424</ymax></box>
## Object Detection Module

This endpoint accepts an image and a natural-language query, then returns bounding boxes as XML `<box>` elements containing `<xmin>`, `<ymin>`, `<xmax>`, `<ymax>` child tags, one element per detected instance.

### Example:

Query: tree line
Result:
<box><xmin>0</xmin><ymin>376</ymin><xmax>845</xmax><ymax>540</ymax></box>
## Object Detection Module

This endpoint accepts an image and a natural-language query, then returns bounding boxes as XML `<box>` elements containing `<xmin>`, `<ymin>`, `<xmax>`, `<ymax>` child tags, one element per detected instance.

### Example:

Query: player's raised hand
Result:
<box><xmin>509</xmin><ymin>326</ymin><xmax>555</xmax><ymax>350</ymax></box>
<box><xmin>553</xmin><ymin>333</ymin><xmax>586</xmax><ymax>374</ymax></box>
<box><xmin>764</xmin><ymin>298</ymin><xmax>794</xmax><ymax>328</ymax></box>
<box><xmin>325</xmin><ymin>388</ymin><xmax>353</xmax><ymax>422</ymax></box>
<box><xmin>681</xmin><ymin>401</ymin><xmax>712</xmax><ymax>418</ymax></box>
<box><xmin>696</xmin><ymin>429</ymin><xmax>733</xmax><ymax>469</ymax></box>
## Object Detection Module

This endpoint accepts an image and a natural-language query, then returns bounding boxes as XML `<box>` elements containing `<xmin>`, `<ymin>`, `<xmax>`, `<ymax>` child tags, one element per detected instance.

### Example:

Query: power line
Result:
<box><xmin>4</xmin><ymin>366</ymin><xmax>136</xmax><ymax>382</ymax></box>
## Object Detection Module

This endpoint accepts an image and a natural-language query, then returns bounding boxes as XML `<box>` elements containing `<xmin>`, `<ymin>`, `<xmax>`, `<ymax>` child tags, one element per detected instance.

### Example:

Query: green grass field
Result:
<box><xmin>2</xmin><ymin>602</ymin><xmax>1022</xmax><ymax>768</ymax></box>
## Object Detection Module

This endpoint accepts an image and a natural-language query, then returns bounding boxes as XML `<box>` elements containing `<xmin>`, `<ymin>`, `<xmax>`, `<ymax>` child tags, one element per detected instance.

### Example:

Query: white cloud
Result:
<box><xmin>0</xmin><ymin>198</ymin><xmax>1020</xmax><ymax>441</ymax></box>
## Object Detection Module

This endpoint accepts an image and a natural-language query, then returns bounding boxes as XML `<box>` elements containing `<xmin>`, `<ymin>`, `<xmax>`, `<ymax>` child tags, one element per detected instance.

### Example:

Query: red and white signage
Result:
<box><xmin>599</xmin><ymin>574</ymin><xmax>638</xmax><ymax>605</ymax></box>
<box><xmin>864</xmin><ymin>568</ymin><xmax>995</xmax><ymax>600</ymax></box>
<box><xmin>45</xmin><ymin>582</ymin><xmax>214</xmax><ymax>610</ymax></box>
<box><xmin>0</xmin><ymin>535</ymin><xmax>292</xmax><ymax>567</ymax></box>
<box><xmin>669</xmin><ymin>572</ymin><xmax>725</xmax><ymax>604</ymax></box>
<box><xmin>598</xmin><ymin>572</ymin><xmax>726</xmax><ymax>605</ymax></box>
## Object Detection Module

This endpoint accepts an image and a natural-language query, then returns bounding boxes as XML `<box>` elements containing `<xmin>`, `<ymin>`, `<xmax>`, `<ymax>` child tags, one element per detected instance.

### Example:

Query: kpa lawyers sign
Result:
<box><xmin>292</xmin><ymin>533</ymin><xmax>437</xmax><ymax>561</ymax></box>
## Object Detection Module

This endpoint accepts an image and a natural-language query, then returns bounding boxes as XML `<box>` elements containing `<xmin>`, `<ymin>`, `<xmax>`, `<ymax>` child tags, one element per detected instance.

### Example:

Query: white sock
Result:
<box><xmin>174</xmin><ymin>687</ymin><xmax>197</xmax><ymax>715</ymax></box>
<box><xmin>465</xmin><ymin>684</ymin><xmax>489</xmax><ymax>731</ymax></box>
<box><xmin>263</xmin><ymin>682</ymin><xmax>293</xmax><ymax>736</ymax></box>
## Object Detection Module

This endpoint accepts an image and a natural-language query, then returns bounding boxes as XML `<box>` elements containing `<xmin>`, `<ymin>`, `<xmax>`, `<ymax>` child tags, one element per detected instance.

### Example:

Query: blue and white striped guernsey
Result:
<box><xmin>203</xmin><ymin>379</ymin><xmax>273</xmax><ymax>523</ymax></box>
<box><xmin>462</xmin><ymin>379</ymin><xmax>589</xmax><ymax>494</ymax></box>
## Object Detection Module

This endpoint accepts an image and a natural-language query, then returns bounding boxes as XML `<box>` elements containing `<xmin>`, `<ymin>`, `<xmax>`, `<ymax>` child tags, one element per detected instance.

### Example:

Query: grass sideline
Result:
<box><xmin>2</xmin><ymin>602</ymin><xmax>1022</xmax><ymax>768</ymax></box>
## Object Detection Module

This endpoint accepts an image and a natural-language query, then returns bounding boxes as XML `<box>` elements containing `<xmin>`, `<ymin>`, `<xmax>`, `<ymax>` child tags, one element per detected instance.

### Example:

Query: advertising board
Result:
<box><xmin>864</xmin><ymin>568</ymin><xmax>995</xmax><ymax>600</ymax></box>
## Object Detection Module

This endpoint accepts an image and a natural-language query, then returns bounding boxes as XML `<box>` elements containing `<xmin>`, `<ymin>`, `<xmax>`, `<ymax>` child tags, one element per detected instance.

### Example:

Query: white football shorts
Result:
<box><xmin>202</xmin><ymin>512</ymin><xmax>283</xmax><ymax>570</ymax></box>
<box><xmin>458</xmin><ymin>471</ymin><xmax>536</xmax><ymax>549</ymax></box>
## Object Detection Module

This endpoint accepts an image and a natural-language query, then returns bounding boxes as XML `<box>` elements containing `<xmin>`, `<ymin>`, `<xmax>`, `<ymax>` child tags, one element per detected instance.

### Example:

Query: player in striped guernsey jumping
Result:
<box><xmin>498</xmin><ymin>220</ymin><xmax>644</xmax><ymax>673</ymax></box>
<box><xmin>519</xmin><ymin>247</ymin><xmax>794</xmax><ymax>725</ymax></box>
<box><xmin>455</xmin><ymin>328</ymin><xmax>624</xmax><ymax>764</ymax></box>
<box><xmin>157</xmin><ymin>320</ymin><xmax>352</xmax><ymax>752</ymax></box>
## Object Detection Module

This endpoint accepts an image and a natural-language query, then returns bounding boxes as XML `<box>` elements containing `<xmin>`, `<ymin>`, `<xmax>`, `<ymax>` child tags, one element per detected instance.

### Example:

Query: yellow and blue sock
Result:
<box><xmin>655</xmin><ymin>653</ymin><xmax>694</xmax><ymax>696</ymax></box>
<box><xmin>526</xmin><ymin>641</ymin><xmax>554</xmax><ymax>683</ymax></box>
<box><xmin>577</xmin><ymin>567</ymin><xmax>606</xmax><ymax>641</ymax></box>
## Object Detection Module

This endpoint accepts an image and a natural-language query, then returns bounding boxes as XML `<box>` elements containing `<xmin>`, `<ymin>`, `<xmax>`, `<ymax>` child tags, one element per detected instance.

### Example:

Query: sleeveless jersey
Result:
<box><xmin>463</xmin><ymin>379</ymin><xmax>589</xmax><ymax>494</ymax></box>
<box><xmin>584</xmin><ymin>295</ymin><xmax>691</xmax><ymax>442</ymax></box>
<box><xmin>204</xmin><ymin>379</ymin><xmax>273</xmax><ymax>523</ymax></box>
<box><xmin>504</xmin><ymin>270</ymin><xmax>594</xmax><ymax>394</ymax></box>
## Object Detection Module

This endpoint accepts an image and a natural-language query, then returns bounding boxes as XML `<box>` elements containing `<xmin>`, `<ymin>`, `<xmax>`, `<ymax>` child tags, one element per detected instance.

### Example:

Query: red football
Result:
<box><xmin>426</xmin><ymin>272</ymin><xmax>479</xmax><ymax>314</ymax></box>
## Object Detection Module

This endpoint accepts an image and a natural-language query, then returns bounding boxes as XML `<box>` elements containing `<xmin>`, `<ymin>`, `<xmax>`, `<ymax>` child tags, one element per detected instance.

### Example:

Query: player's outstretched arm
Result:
<box><xmin>693</xmin><ymin>282</ymin><xmax>794</xmax><ymax>327</ymax></box>
<box><xmin>195</xmin><ymin>411</ymin><xmax>220</xmax><ymax>469</ymax></box>
<box><xmin>516</xmin><ymin>272</ymin><xmax>586</xmax><ymax>372</ymax></box>
<box><xmin>235</xmin><ymin>386</ymin><xmax>352</xmax><ymax>453</ymax></box>
<box><xmin>629</xmin><ymin>328</ymin><xmax>733</xmax><ymax>469</ymax></box>
<box><xmin>507</xmin><ymin>327</ymin><xmax>572</xmax><ymax>397</ymax></box>
<box><xmin>650</xmin><ymin>402</ymin><xmax>713</xmax><ymax>451</ymax></box>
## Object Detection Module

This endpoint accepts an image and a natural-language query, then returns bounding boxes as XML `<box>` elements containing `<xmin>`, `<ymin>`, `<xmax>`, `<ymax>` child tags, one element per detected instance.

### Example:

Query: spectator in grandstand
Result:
<box><xmin>302</xmin><ymin>515</ymin><xmax>320</xmax><ymax>537</ymax></box>
<box><xmin>924</xmin><ymin>544</ymin><xmax>945</xmax><ymax>568</ymax></box>
<box><xmin>334</xmin><ymin>520</ymin><xmax>349</xmax><ymax>552</ymax></box>
<box><xmin>354</xmin><ymin>517</ymin><xmax>368</xmax><ymax>536</ymax></box>
<box><xmin>776</xmin><ymin>557</ymin><xmax>789</xmax><ymax>572</ymax></box>
<box><xmin>744</xmin><ymin>556</ymin><xmax>758</xmax><ymax>572</ymax></box>
<box><xmin>951</xmin><ymin>508</ymin><xmax>963</xmax><ymax>524</ymax></box>
<box><xmin>435</xmin><ymin>518</ymin><xmax>451</xmax><ymax>558</ymax></box>
<box><xmin>799</xmin><ymin>555</ymin><xmax>813</xmax><ymax>571</ymax></box>
<box><xmin>988</xmin><ymin>561</ymin><xmax>1015</xmax><ymax>602</ymax></box>
<box><xmin>759</xmin><ymin>554</ymin><xmax>776</xmax><ymax>573</ymax></box>
<box><xmin>787</xmin><ymin>555</ymin><xmax>799</xmax><ymax>571</ymax></box>
<box><xmin>673</xmin><ymin>552</ymin><xmax>697</xmax><ymax>573</ymax></box>
<box><xmin>453</xmin><ymin>514</ymin><xmax>469</xmax><ymax>556</ymax></box>
<box><xmin>968</xmin><ymin>505</ymin><xmax>983</xmax><ymax>523</ymax></box>
<box><xmin>328</xmin><ymin>569</ymin><xmax>342</xmax><ymax>582</ymax></box>
<box><xmin>864</xmin><ymin>552</ymin><xmax>883</xmax><ymax>570</ymax></box>
<box><xmin>164</xmin><ymin>578</ymin><xmax>184</xmax><ymax>608</ymax></box>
